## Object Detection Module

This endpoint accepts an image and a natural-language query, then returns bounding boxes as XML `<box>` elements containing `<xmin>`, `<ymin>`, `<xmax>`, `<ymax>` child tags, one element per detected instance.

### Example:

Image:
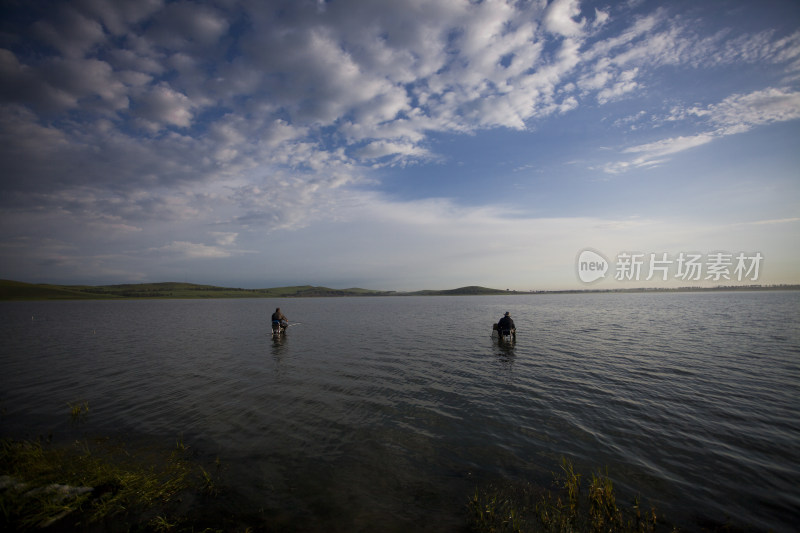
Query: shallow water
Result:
<box><xmin>1</xmin><ymin>292</ymin><xmax>798</xmax><ymax>531</ymax></box>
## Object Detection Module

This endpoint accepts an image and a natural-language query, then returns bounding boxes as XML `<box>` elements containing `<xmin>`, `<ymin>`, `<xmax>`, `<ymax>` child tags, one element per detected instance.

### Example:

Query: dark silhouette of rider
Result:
<box><xmin>497</xmin><ymin>312</ymin><xmax>515</xmax><ymax>334</ymax></box>
<box><xmin>272</xmin><ymin>307</ymin><xmax>288</xmax><ymax>328</ymax></box>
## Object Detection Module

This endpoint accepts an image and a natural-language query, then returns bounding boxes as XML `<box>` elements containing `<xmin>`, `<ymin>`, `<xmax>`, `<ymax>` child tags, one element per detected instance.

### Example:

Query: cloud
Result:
<box><xmin>744</xmin><ymin>217</ymin><xmax>800</xmax><ymax>226</ymax></box>
<box><xmin>149</xmin><ymin>2</ymin><xmax>230</xmax><ymax>48</ymax></box>
<box><xmin>153</xmin><ymin>241</ymin><xmax>231</xmax><ymax>259</ymax></box>
<box><xmin>33</xmin><ymin>6</ymin><xmax>106</xmax><ymax>58</ymax></box>
<box><xmin>603</xmin><ymin>133</ymin><xmax>715</xmax><ymax>173</ymax></box>
<box><xmin>81</xmin><ymin>0</ymin><xmax>164</xmax><ymax>36</ymax></box>
<box><xmin>250</xmin><ymin>190</ymin><xmax>796</xmax><ymax>290</ymax></box>
<box><xmin>0</xmin><ymin>50</ymin><xmax>128</xmax><ymax>113</ymax></box>
<box><xmin>0</xmin><ymin>0</ymin><xmax>699</xmax><ymax>200</ymax></box>
<box><xmin>543</xmin><ymin>0</ymin><xmax>586</xmax><ymax>38</ymax></box>
<box><xmin>593</xmin><ymin>8</ymin><xmax>610</xmax><ymax>28</ymax></box>
<box><xmin>702</xmin><ymin>87</ymin><xmax>800</xmax><ymax>130</ymax></box>
<box><xmin>132</xmin><ymin>83</ymin><xmax>194</xmax><ymax>130</ymax></box>
<box><xmin>604</xmin><ymin>87</ymin><xmax>800</xmax><ymax>173</ymax></box>
<box><xmin>356</xmin><ymin>140</ymin><xmax>431</xmax><ymax>163</ymax></box>
<box><xmin>0</xmin><ymin>0</ymin><xmax>798</xmax><ymax>287</ymax></box>
<box><xmin>211</xmin><ymin>232</ymin><xmax>238</xmax><ymax>246</ymax></box>
<box><xmin>596</xmin><ymin>67</ymin><xmax>639</xmax><ymax>104</ymax></box>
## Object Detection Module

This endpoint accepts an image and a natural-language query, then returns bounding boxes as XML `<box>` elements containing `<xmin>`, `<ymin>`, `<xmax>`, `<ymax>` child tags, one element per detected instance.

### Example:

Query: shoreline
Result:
<box><xmin>2</xmin><ymin>279</ymin><xmax>798</xmax><ymax>301</ymax></box>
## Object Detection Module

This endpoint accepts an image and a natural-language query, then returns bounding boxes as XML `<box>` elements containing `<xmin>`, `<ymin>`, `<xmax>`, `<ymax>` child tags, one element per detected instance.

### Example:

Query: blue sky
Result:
<box><xmin>1</xmin><ymin>0</ymin><xmax>798</xmax><ymax>291</ymax></box>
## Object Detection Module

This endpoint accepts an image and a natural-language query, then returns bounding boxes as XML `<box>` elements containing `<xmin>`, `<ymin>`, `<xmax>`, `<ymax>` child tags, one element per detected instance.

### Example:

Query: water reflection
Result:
<box><xmin>491</xmin><ymin>329</ymin><xmax>516</xmax><ymax>357</ymax></box>
<box><xmin>270</xmin><ymin>330</ymin><xmax>288</xmax><ymax>367</ymax></box>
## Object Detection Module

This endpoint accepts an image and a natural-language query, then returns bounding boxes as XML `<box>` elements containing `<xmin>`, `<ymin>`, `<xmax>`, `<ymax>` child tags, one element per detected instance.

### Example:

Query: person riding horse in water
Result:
<box><xmin>272</xmin><ymin>307</ymin><xmax>288</xmax><ymax>333</ymax></box>
<box><xmin>497</xmin><ymin>312</ymin><xmax>516</xmax><ymax>337</ymax></box>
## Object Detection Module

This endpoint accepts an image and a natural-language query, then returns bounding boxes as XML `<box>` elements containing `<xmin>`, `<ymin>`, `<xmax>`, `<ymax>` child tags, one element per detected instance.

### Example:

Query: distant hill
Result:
<box><xmin>2</xmin><ymin>279</ymin><xmax>795</xmax><ymax>300</ymax></box>
<box><xmin>0</xmin><ymin>280</ymin><xmax>117</xmax><ymax>300</ymax></box>
<box><xmin>0</xmin><ymin>280</ymin><xmax>514</xmax><ymax>300</ymax></box>
<box><xmin>0</xmin><ymin>280</ymin><xmax>396</xmax><ymax>300</ymax></box>
<box><xmin>255</xmin><ymin>285</ymin><xmax>396</xmax><ymax>298</ymax></box>
<box><xmin>406</xmin><ymin>285</ymin><xmax>517</xmax><ymax>296</ymax></box>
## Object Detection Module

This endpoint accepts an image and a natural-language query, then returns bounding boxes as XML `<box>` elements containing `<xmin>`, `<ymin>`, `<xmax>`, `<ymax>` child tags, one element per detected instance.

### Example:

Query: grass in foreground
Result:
<box><xmin>3</xmin><ymin>404</ymin><xmax>673</xmax><ymax>533</ymax></box>
<box><xmin>0</xmin><ymin>435</ymin><xmax>217</xmax><ymax>531</ymax></box>
<box><xmin>468</xmin><ymin>457</ymin><xmax>665</xmax><ymax>533</ymax></box>
<box><xmin>3</xmin><ymin>439</ymin><xmax>676</xmax><ymax>532</ymax></box>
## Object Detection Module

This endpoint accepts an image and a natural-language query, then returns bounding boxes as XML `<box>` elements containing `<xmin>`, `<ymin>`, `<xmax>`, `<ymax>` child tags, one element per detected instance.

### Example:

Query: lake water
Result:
<box><xmin>1</xmin><ymin>292</ymin><xmax>798</xmax><ymax>531</ymax></box>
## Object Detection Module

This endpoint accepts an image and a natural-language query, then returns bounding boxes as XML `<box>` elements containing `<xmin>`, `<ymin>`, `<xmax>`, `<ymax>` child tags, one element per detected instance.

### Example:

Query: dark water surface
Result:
<box><xmin>1</xmin><ymin>292</ymin><xmax>799</xmax><ymax>531</ymax></box>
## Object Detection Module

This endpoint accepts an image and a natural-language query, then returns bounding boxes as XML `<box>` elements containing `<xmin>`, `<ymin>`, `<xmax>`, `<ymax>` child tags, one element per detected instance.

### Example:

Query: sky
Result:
<box><xmin>1</xmin><ymin>0</ymin><xmax>798</xmax><ymax>291</ymax></box>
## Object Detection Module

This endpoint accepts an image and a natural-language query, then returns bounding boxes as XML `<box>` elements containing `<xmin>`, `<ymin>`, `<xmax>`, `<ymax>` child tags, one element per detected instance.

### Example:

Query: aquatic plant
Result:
<box><xmin>468</xmin><ymin>457</ymin><xmax>661</xmax><ymax>532</ymax></box>
<box><xmin>0</xmin><ymin>436</ymin><xmax>213</xmax><ymax>530</ymax></box>
<box><xmin>67</xmin><ymin>400</ymin><xmax>89</xmax><ymax>422</ymax></box>
<box><xmin>199</xmin><ymin>466</ymin><xmax>217</xmax><ymax>497</ymax></box>
<box><xmin>149</xmin><ymin>514</ymin><xmax>178</xmax><ymax>532</ymax></box>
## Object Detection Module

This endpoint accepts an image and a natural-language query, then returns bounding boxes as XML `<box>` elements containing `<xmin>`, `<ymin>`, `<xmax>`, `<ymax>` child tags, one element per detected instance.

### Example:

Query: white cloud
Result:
<box><xmin>578</xmin><ymin>65</ymin><xmax>612</xmax><ymax>92</ymax></box>
<box><xmin>705</xmin><ymin>87</ymin><xmax>800</xmax><ymax>129</ymax></box>
<box><xmin>133</xmin><ymin>83</ymin><xmax>194</xmax><ymax>130</ymax></box>
<box><xmin>583</xmin><ymin>11</ymin><xmax>661</xmax><ymax>64</ymax></box>
<box><xmin>81</xmin><ymin>0</ymin><xmax>164</xmax><ymax>36</ymax></box>
<box><xmin>108</xmin><ymin>48</ymin><xmax>164</xmax><ymax>74</ymax></box>
<box><xmin>609</xmin><ymin>133</ymin><xmax>715</xmax><ymax>173</ymax></box>
<box><xmin>543</xmin><ymin>0</ymin><xmax>586</xmax><ymax>38</ymax></box>
<box><xmin>593</xmin><ymin>8</ymin><xmax>610</xmax><ymax>28</ymax></box>
<box><xmin>596</xmin><ymin>68</ymin><xmax>639</xmax><ymax>104</ymax></box>
<box><xmin>148</xmin><ymin>2</ymin><xmax>230</xmax><ymax>49</ymax></box>
<box><xmin>1</xmin><ymin>0</ymin><xmax>798</xmax><ymax>288</ymax></box>
<box><xmin>356</xmin><ymin>141</ymin><xmax>430</xmax><ymax>162</ymax></box>
<box><xmin>605</xmin><ymin>87</ymin><xmax>800</xmax><ymax>173</ymax></box>
<box><xmin>153</xmin><ymin>241</ymin><xmax>231</xmax><ymax>259</ymax></box>
<box><xmin>745</xmin><ymin>217</ymin><xmax>800</xmax><ymax>226</ymax></box>
<box><xmin>54</xmin><ymin>58</ymin><xmax>130</xmax><ymax>112</ymax></box>
<box><xmin>210</xmin><ymin>232</ymin><xmax>238</xmax><ymax>246</ymax></box>
<box><xmin>252</xmin><ymin>190</ymin><xmax>797</xmax><ymax>290</ymax></box>
<box><xmin>0</xmin><ymin>51</ymin><xmax>129</xmax><ymax>112</ymax></box>
<box><xmin>33</xmin><ymin>6</ymin><xmax>106</xmax><ymax>58</ymax></box>
<box><xmin>0</xmin><ymin>104</ymin><xmax>71</xmax><ymax>177</ymax></box>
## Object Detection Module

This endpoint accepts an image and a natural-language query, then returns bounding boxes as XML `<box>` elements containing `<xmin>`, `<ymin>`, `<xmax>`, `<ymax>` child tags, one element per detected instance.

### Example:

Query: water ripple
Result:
<box><xmin>1</xmin><ymin>293</ymin><xmax>798</xmax><ymax>532</ymax></box>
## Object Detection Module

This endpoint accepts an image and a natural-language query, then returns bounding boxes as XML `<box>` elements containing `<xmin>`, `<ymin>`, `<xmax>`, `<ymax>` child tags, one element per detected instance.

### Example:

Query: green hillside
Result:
<box><xmin>1</xmin><ymin>280</ymin><xmax>529</xmax><ymax>300</ymax></box>
<box><xmin>407</xmin><ymin>285</ymin><xmax>517</xmax><ymax>296</ymax></box>
<box><xmin>0</xmin><ymin>280</ymin><xmax>117</xmax><ymax>300</ymax></box>
<box><xmin>0</xmin><ymin>280</ymin><xmax>396</xmax><ymax>300</ymax></box>
<box><xmin>253</xmin><ymin>285</ymin><xmax>395</xmax><ymax>297</ymax></box>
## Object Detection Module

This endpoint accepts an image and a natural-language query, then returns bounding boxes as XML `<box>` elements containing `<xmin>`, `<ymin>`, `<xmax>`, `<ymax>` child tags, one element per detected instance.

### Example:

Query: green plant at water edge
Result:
<box><xmin>468</xmin><ymin>457</ymin><xmax>660</xmax><ymax>532</ymax></box>
<box><xmin>67</xmin><ymin>400</ymin><xmax>89</xmax><ymax>422</ymax></box>
<box><xmin>557</xmin><ymin>456</ymin><xmax>581</xmax><ymax>516</ymax></box>
<box><xmin>0</xmin><ymin>436</ymin><xmax>216</xmax><ymax>530</ymax></box>
<box><xmin>199</xmin><ymin>466</ymin><xmax>217</xmax><ymax>496</ymax></box>
<box><xmin>588</xmin><ymin>467</ymin><xmax>621</xmax><ymax>531</ymax></box>
<box><xmin>149</xmin><ymin>514</ymin><xmax>178</xmax><ymax>532</ymax></box>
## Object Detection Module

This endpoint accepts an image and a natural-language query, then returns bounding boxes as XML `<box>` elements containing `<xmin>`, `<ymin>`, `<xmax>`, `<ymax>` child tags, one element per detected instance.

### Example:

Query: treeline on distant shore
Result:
<box><xmin>1</xmin><ymin>279</ymin><xmax>797</xmax><ymax>301</ymax></box>
<box><xmin>0</xmin><ymin>280</ymin><xmax>394</xmax><ymax>300</ymax></box>
<box><xmin>0</xmin><ymin>280</ymin><xmax>512</xmax><ymax>300</ymax></box>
